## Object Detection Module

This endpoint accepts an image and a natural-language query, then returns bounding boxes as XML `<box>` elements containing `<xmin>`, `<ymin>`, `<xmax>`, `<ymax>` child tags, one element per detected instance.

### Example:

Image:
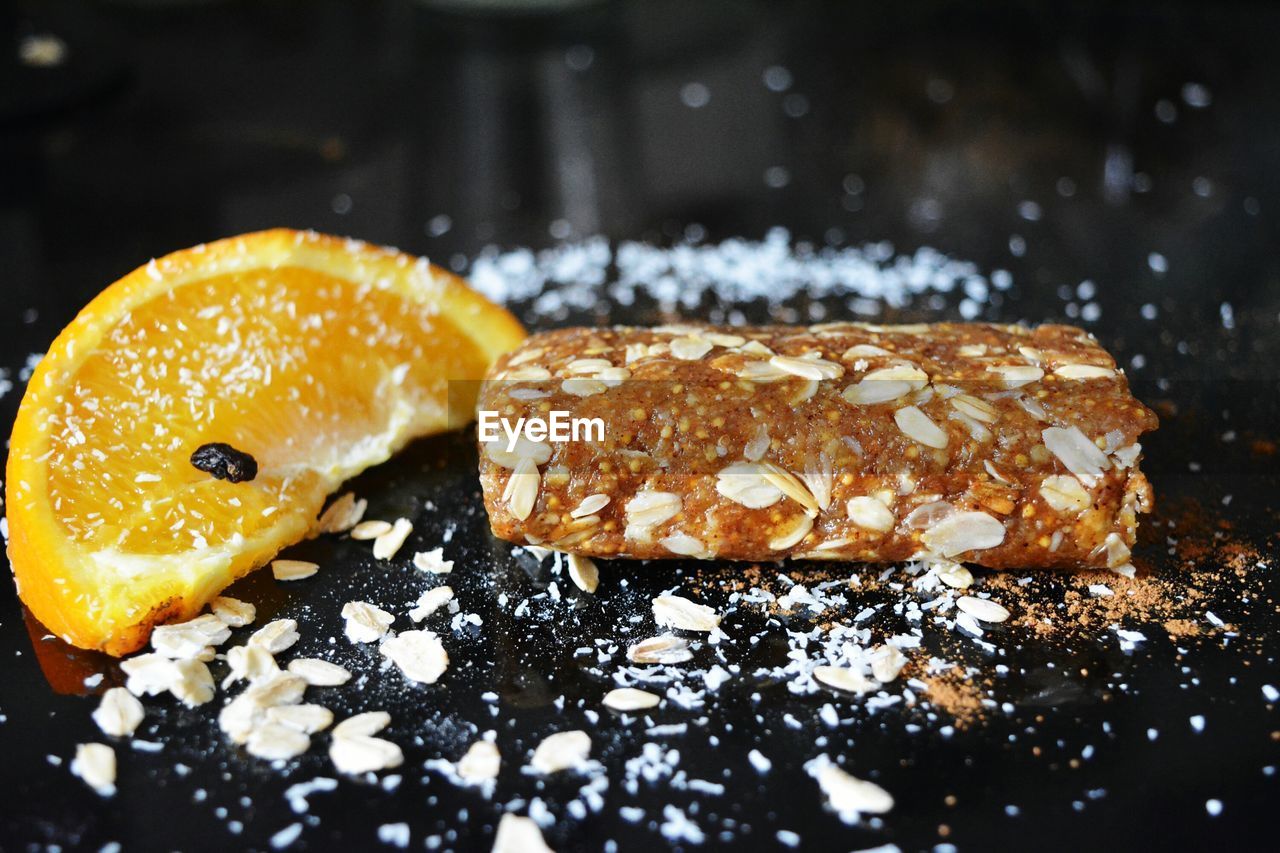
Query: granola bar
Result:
<box><xmin>477</xmin><ymin>323</ymin><xmax>1157</xmax><ymax>570</ymax></box>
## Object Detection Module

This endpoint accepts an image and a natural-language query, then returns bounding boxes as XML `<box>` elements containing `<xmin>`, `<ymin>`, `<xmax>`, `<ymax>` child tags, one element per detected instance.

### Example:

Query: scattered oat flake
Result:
<box><xmin>210</xmin><ymin>596</ymin><xmax>256</xmax><ymax>627</ymax></box>
<box><xmin>169</xmin><ymin>659</ymin><xmax>216</xmax><ymax>707</ymax></box>
<box><xmin>271</xmin><ymin>559</ymin><xmax>319</xmax><ymax>581</ymax></box>
<box><xmin>151</xmin><ymin>613</ymin><xmax>231</xmax><ymax>659</ymax></box>
<box><xmin>333</xmin><ymin>711</ymin><xmax>391</xmax><ymax>739</ymax></box>
<box><xmin>342</xmin><ymin>601</ymin><xmax>394</xmax><ymax>643</ymax></box>
<box><xmin>373</xmin><ymin>518</ymin><xmax>413</xmax><ymax>560</ymax></box>
<box><xmin>266</xmin><ymin>704</ymin><xmax>334</xmax><ymax>734</ymax></box>
<box><xmin>217</xmin><ymin>671</ymin><xmax>308</xmax><ymax>744</ymax></box>
<box><xmin>224</xmin><ymin>643</ymin><xmax>279</xmax><ymax>687</ymax></box>
<box><xmin>412</xmin><ymin>547</ymin><xmax>453</xmax><ymax>575</ymax></box>
<box><xmin>249</xmin><ymin>619</ymin><xmax>301</xmax><ymax>654</ymax></box>
<box><xmin>380</xmin><ymin>630</ymin><xmax>449</xmax><ymax>684</ymax></box>
<box><xmin>92</xmin><ymin>687</ymin><xmax>145</xmax><ymax>738</ymax></box>
<box><xmin>350</xmin><ymin>519</ymin><xmax>392</xmax><ymax>540</ymax></box>
<box><xmin>247</xmin><ymin>671</ymin><xmax>309</xmax><ymax>707</ymax></box>
<box><xmin>492</xmin><ymin>814</ymin><xmax>555</xmax><ymax>853</ymax></box>
<box><xmin>330</xmin><ymin>734</ymin><xmax>403</xmax><ymax>775</ymax></box>
<box><xmin>313</xmin><ymin>492</ymin><xmax>367</xmax><ymax>535</ymax></box>
<box><xmin>246</xmin><ymin>722</ymin><xmax>311</xmax><ymax>761</ymax></box>
<box><xmin>529</xmin><ymin>730</ymin><xmax>591</xmax><ymax>774</ymax></box>
<box><xmin>603</xmin><ymin>687</ymin><xmax>661</xmax><ymax>712</ymax></box>
<box><xmin>652</xmin><ymin>595</ymin><xmax>721</xmax><ymax>632</ymax></box>
<box><xmin>409</xmin><ymin>586</ymin><xmax>455</xmax><ymax>622</ymax></box>
<box><xmin>288</xmin><ymin>658</ymin><xmax>352</xmax><ymax>687</ymax></box>
<box><xmin>120</xmin><ymin>653</ymin><xmax>182</xmax><ymax>697</ymax></box>
<box><xmin>219</xmin><ymin>686</ymin><xmax>290</xmax><ymax>744</ymax></box>
<box><xmin>457</xmin><ymin>738</ymin><xmax>501</xmax><ymax>784</ymax></box>
<box><xmin>328</xmin><ymin>713</ymin><xmax>400</xmax><ymax>774</ymax></box>
<box><xmin>71</xmin><ymin>743</ymin><xmax>116</xmax><ymax>796</ymax></box>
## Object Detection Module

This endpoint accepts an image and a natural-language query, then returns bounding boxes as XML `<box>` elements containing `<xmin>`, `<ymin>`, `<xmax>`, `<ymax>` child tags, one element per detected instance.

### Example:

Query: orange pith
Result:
<box><xmin>6</xmin><ymin>229</ymin><xmax>525</xmax><ymax>656</ymax></box>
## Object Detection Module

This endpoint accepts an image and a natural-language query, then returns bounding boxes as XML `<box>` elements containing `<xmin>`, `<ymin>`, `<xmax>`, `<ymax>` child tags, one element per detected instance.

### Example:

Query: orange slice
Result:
<box><xmin>6</xmin><ymin>229</ymin><xmax>525</xmax><ymax>655</ymax></box>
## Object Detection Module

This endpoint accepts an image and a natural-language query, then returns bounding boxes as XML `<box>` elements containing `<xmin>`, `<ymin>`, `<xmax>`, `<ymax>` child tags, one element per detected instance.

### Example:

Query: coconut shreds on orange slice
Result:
<box><xmin>5</xmin><ymin>229</ymin><xmax>525</xmax><ymax>655</ymax></box>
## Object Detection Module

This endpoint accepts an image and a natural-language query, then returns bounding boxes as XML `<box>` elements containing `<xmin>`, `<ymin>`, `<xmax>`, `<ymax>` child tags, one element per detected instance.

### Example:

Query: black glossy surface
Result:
<box><xmin>2</xmin><ymin>1</ymin><xmax>1278</xmax><ymax>851</ymax></box>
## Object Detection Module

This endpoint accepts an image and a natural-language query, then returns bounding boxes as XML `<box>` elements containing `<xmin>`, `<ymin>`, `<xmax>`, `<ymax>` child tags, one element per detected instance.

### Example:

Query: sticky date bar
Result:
<box><xmin>477</xmin><ymin>322</ymin><xmax>1158</xmax><ymax>570</ymax></box>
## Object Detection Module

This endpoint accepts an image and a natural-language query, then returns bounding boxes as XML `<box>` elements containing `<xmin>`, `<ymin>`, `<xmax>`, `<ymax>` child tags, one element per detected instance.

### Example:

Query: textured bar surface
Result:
<box><xmin>477</xmin><ymin>323</ymin><xmax>1158</xmax><ymax>570</ymax></box>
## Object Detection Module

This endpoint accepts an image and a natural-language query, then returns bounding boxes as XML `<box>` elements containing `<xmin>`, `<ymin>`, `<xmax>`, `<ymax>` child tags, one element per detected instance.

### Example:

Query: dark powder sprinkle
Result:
<box><xmin>190</xmin><ymin>442</ymin><xmax>258</xmax><ymax>483</ymax></box>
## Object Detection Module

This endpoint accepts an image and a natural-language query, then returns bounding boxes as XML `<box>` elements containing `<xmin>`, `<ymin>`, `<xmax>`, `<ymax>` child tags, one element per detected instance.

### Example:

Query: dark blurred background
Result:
<box><xmin>2</xmin><ymin>0</ymin><xmax>1279</xmax><ymax>375</ymax></box>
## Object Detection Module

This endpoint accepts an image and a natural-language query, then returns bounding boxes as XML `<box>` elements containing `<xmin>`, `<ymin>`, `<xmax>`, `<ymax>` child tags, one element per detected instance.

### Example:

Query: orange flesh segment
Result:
<box><xmin>49</xmin><ymin>267</ymin><xmax>488</xmax><ymax>553</ymax></box>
